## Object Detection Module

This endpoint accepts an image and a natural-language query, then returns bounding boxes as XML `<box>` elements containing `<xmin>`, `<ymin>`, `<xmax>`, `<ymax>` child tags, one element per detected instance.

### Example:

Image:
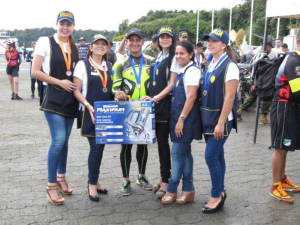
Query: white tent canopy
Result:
<box><xmin>266</xmin><ymin>0</ymin><xmax>300</xmax><ymax>19</ymax></box>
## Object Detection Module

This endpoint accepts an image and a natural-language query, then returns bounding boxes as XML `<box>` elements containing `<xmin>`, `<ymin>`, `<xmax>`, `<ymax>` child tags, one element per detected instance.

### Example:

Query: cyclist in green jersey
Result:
<box><xmin>113</xmin><ymin>28</ymin><xmax>154</xmax><ymax>196</ymax></box>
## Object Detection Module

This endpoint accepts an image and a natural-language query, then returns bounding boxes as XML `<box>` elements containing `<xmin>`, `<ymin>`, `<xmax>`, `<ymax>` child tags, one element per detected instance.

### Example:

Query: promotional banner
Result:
<box><xmin>95</xmin><ymin>101</ymin><xmax>156</xmax><ymax>144</ymax></box>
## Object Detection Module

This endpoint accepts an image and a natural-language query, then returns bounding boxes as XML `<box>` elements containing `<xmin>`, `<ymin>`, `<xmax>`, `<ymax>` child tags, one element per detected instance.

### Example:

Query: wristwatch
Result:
<box><xmin>153</xmin><ymin>95</ymin><xmax>159</xmax><ymax>102</ymax></box>
<box><xmin>180</xmin><ymin>114</ymin><xmax>186</xmax><ymax>121</ymax></box>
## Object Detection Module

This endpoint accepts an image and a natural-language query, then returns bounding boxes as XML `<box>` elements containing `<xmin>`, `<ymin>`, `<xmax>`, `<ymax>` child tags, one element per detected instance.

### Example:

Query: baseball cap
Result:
<box><xmin>157</xmin><ymin>25</ymin><xmax>175</xmax><ymax>37</ymax></box>
<box><xmin>78</xmin><ymin>37</ymin><xmax>86</xmax><ymax>42</ymax></box>
<box><xmin>179</xmin><ymin>31</ymin><xmax>188</xmax><ymax>37</ymax></box>
<box><xmin>127</xmin><ymin>28</ymin><xmax>145</xmax><ymax>39</ymax></box>
<box><xmin>203</xmin><ymin>28</ymin><xmax>229</xmax><ymax>45</ymax></box>
<box><xmin>152</xmin><ymin>34</ymin><xmax>158</xmax><ymax>41</ymax></box>
<box><xmin>57</xmin><ymin>11</ymin><xmax>75</xmax><ymax>24</ymax></box>
<box><xmin>91</xmin><ymin>34</ymin><xmax>108</xmax><ymax>44</ymax></box>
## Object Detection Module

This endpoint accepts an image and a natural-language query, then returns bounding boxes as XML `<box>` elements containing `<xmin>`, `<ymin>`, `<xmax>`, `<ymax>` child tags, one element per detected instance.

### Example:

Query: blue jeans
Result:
<box><xmin>167</xmin><ymin>142</ymin><xmax>194</xmax><ymax>193</ymax></box>
<box><xmin>44</xmin><ymin>111</ymin><xmax>74</xmax><ymax>183</ymax></box>
<box><xmin>204</xmin><ymin>120</ymin><xmax>233</xmax><ymax>198</ymax></box>
<box><xmin>87</xmin><ymin>137</ymin><xmax>105</xmax><ymax>185</ymax></box>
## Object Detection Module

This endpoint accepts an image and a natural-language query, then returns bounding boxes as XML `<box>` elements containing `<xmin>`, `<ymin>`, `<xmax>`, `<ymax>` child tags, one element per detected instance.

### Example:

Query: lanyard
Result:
<box><xmin>204</xmin><ymin>53</ymin><xmax>227</xmax><ymax>90</ymax></box>
<box><xmin>89</xmin><ymin>58</ymin><xmax>107</xmax><ymax>88</ymax></box>
<box><xmin>152</xmin><ymin>51</ymin><xmax>169</xmax><ymax>84</ymax></box>
<box><xmin>128</xmin><ymin>53</ymin><xmax>144</xmax><ymax>86</ymax></box>
<box><xmin>172</xmin><ymin>72</ymin><xmax>183</xmax><ymax>97</ymax></box>
<box><xmin>195</xmin><ymin>52</ymin><xmax>200</xmax><ymax>67</ymax></box>
<box><xmin>57</xmin><ymin>36</ymin><xmax>71</xmax><ymax>73</ymax></box>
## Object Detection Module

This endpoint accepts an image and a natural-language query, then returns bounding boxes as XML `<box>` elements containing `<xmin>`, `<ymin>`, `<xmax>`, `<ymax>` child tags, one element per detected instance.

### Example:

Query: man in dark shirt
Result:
<box><xmin>78</xmin><ymin>37</ymin><xmax>89</xmax><ymax>60</ymax></box>
<box><xmin>107</xmin><ymin>41</ymin><xmax>117</xmax><ymax>65</ymax></box>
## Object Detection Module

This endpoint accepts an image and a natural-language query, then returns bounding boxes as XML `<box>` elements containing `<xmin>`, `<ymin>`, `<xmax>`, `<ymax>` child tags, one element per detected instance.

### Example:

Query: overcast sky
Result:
<box><xmin>0</xmin><ymin>0</ymin><xmax>245</xmax><ymax>31</ymax></box>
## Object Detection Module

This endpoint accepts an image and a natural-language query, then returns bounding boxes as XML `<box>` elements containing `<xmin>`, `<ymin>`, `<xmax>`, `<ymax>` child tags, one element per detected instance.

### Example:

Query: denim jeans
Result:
<box><xmin>204</xmin><ymin>120</ymin><xmax>233</xmax><ymax>198</ymax></box>
<box><xmin>44</xmin><ymin>111</ymin><xmax>74</xmax><ymax>183</ymax></box>
<box><xmin>167</xmin><ymin>142</ymin><xmax>194</xmax><ymax>193</ymax></box>
<box><xmin>87</xmin><ymin>137</ymin><xmax>105</xmax><ymax>185</ymax></box>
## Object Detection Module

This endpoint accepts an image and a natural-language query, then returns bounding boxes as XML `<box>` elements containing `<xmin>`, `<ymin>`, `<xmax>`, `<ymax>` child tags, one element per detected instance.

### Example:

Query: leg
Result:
<box><xmin>31</xmin><ymin>78</ymin><xmax>37</xmax><ymax>96</ymax></box>
<box><xmin>7</xmin><ymin>75</ymin><xmax>14</xmax><ymax>94</ymax></box>
<box><xmin>271</xmin><ymin>148</ymin><xmax>288</xmax><ymax>185</ymax></box>
<box><xmin>181</xmin><ymin>142</ymin><xmax>194</xmax><ymax>192</ymax></box>
<box><xmin>120</xmin><ymin>144</ymin><xmax>133</xmax><ymax>179</ymax></box>
<box><xmin>13</xmin><ymin>77</ymin><xmax>19</xmax><ymax>95</ymax></box>
<box><xmin>136</xmin><ymin>144</ymin><xmax>148</xmax><ymax>176</ymax></box>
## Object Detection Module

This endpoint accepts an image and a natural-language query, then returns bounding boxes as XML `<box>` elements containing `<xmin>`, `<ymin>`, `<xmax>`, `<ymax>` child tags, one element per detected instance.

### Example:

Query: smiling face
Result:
<box><xmin>175</xmin><ymin>45</ymin><xmax>193</xmax><ymax>67</ymax></box>
<box><xmin>57</xmin><ymin>20</ymin><xmax>74</xmax><ymax>41</ymax></box>
<box><xmin>159</xmin><ymin>33</ymin><xmax>172</xmax><ymax>50</ymax></box>
<box><xmin>206</xmin><ymin>37</ymin><xmax>226</xmax><ymax>57</ymax></box>
<box><xmin>126</xmin><ymin>34</ymin><xmax>144</xmax><ymax>56</ymax></box>
<box><xmin>90</xmin><ymin>39</ymin><xmax>108</xmax><ymax>57</ymax></box>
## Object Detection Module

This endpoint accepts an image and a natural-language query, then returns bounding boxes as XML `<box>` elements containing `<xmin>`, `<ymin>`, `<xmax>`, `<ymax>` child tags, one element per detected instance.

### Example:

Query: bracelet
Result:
<box><xmin>84</xmin><ymin>100</ymin><xmax>90</xmax><ymax>106</ymax></box>
<box><xmin>153</xmin><ymin>95</ymin><xmax>159</xmax><ymax>102</ymax></box>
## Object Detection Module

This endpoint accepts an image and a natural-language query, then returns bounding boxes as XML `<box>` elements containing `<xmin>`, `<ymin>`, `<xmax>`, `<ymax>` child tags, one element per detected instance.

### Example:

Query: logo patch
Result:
<box><xmin>283</xmin><ymin>139</ymin><xmax>291</xmax><ymax>146</ymax></box>
<box><xmin>210</xmin><ymin>75</ymin><xmax>215</xmax><ymax>83</ymax></box>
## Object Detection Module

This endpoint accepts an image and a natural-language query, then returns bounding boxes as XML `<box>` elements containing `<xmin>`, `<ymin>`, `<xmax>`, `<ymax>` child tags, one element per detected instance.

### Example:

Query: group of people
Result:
<box><xmin>28</xmin><ymin>10</ymin><xmax>238</xmax><ymax>215</ymax></box>
<box><xmin>26</xmin><ymin>10</ymin><xmax>300</xmax><ymax>214</ymax></box>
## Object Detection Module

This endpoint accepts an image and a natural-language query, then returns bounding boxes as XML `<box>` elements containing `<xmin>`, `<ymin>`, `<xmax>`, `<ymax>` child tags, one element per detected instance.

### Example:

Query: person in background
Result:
<box><xmin>27</xmin><ymin>41</ymin><xmax>41</xmax><ymax>99</ymax></box>
<box><xmin>161</xmin><ymin>40</ymin><xmax>202</xmax><ymax>205</ymax></box>
<box><xmin>273</xmin><ymin>38</ymin><xmax>282</xmax><ymax>54</ymax></box>
<box><xmin>73</xmin><ymin>34</ymin><xmax>112</xmax><ymax>202</ymax></box>
<box><xmin>78</xmin><ymin>37</ymin><xmax>89</xmax><ymax>60</ymax></box>
<box><xmin>144</xmin><ymin>34</ymin><xmax>160</xmax><ymax>58</ymax></box>
<box><xmin>107</xmin><ymin>40</ymin><xmax>117</xmax><ymax>65</ymax></box>
<box><xmin>266</xmin><ymin>41</ymin><xmax>277</xmax><ymax>60</ymax></box>
<box><xmin>194</xmin><ymin>42</ymin><xmax>206</xmax><ymax>72</ymax></box>
<box><xmin>117</xmin><ymin>33</ymin><xmax>127</xmax><ymax>55</ymax></box>
<box><xmin>201</xmin><ymin>28</ymin><xmax>239</xmax><ymax>213</ymax></box>
<box><xmin>113</xmin><ymin>28</ymin><xmax>154</xmax><ymax>196</ymax></box>
<box><xmin>5</xmin><ymin>40</ymin><xmax>23</xmax><ymax>100</ymax></box>
<box><xmin>178</xmin><ymin>31</ymin><xmax>188</xmax><ymax>42</ymax></box>
<box><xmin>281</xmin><ymin>43</ymin><xmax>289</xmax><ymax>53</ymax></box>
<box><xmin>269</xmin><ymin>30</ymin><xmax>300</xmax><ymax>204</ymax></box>
<box><xmin>140</xmin><ymin>25</ymin><xmax>176</xmax><ymax>199</ymax></box>
<box><xmin>22</xmin><ymin>43</ymin><xmax>27</xmax><ymax>60</ymax></box>
<box><xmin>32</xmin><ymin>10</ymin><xmax>79</xmax><ymax>205</ymax></box>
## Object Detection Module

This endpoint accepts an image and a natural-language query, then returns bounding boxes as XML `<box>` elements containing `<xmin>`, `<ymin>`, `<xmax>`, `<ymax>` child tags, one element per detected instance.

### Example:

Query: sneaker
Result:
<box><xmin>260</xmin><ymin>116</ymin><xmax>270</xmax><ymax>125</ymax></box>
<box><xmin>282</xmin><ymin>175</ymin><xmax>300</xmax><ymax>193</ymax></box>
<box><xmin>136</xmin><ymin>176</ymin><xmax>152</xmax><ymax>191</ymax></box>
<box><xmin>121</xmin><ymin>180</ymin><xmax>131</xmax><ymax>196</ymax></box>
<box><xmin>269</xmin><ymin>182</ymin><xmax>294</xmax><ymax>203</ymax></box>
<box><xmin>14</xmin><ymin>95</ymin><xmax>23</xmax><ymax>100</ymax></box>
<box><xmin>237</xmin><ymin>108</ymin><xmax>243</xmax><ymax>121</ymax></box>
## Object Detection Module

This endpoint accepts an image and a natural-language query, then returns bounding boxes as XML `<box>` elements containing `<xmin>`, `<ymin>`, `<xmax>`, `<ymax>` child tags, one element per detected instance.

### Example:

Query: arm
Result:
<box><xmin>112</xmin><ymin>61</ymin><xmax>127</xmax><ymax>100</ymax></box>
<box><xmin>214</xmin><ymin>79</ymin><xmax>238</xmax><ymax>140</ymax></box>
<box><xmin>175</xmin><ymin>85</ymin><xmax>198</xmax><ymax>137</ymax></box>
<box><xmin>117</xmin><ymin>33</ymin><xmax>127</xmax><ymax>55</ymax></box>
<box><xmin>31</xmin><ymin>54</ymin><xmax>77</xmax><ymax>92</ymax></box>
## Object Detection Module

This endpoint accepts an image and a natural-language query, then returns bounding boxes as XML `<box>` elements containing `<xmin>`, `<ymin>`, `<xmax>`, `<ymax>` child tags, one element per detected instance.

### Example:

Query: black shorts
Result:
<box><xmin>270</xmin><ymin>100</ymin><xmax>300</xmax><ymax>151</ymax></box>
<box><xmin>6</xmin><ymin>66</ymin><xmax>19</xmax><ymax>77</ymax></box>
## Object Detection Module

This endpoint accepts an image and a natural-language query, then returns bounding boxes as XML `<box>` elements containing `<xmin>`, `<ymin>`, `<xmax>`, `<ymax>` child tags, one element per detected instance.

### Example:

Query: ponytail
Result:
<box><xmin>69</xmin><ymin>35</ymin><xmax>79</xmax><ymax>62</ymax></box>
<box><xmin>225</xmin><ymin>45</ymin><xmax>236</xmax><ymax>62</ymax></box>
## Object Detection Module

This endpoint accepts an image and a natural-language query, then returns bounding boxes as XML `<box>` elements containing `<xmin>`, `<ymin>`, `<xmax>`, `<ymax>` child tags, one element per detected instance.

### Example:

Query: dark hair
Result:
<box><xmin>196</xmin><ymin>42</ymin><xmax>203</xmax><ymax>47</ymax></box>
<box><xmin>69</xmin><ymin>35</ymin><xmax>79</xmax><ymax>62</ymax></box>
<box><xmin>158</xmin><ymin>34</ymin><xmax>176</xmax><ymax>59</ymax></box>
<box><xmin>282</xmin><ymin>43</ymin><xmax>288</xmax><ymax>48</ymax></box>
<box><xmin>266</xmin><ymin>41</ymin><xmax>273</xmax><ymax>48</ymax></box>
<box><xmin>86</xmin><ymin>43</ymin><xmax>108</xmax><ymax>61</ymax></box>
<box><xmin>176</xmin><ymin>40</ymin><xmax>195</xmax><ymax>63</ymax></box>
<box><xmin>276</xmin><ymin>38</ymin><xmax>281</xmax><ymax>41</ymax></box>
<box><xmin>225</xmin><ymin>46</ymin><xmax>236</xmax><ymax>62</ymax></box>
<box><xmin>108</xmin><ymin>41</ymin><xmax>113</xmax><ymax>47</ymax></box>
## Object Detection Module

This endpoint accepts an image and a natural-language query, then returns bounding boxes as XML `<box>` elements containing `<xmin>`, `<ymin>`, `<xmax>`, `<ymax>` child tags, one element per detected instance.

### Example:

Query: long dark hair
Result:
<box><xmin>176</xmin><ymin>40</ymin><xmax>195</xmax><ymax>63</ymax></box>
<box><xmin>225</xmin><ymin>45</ymin><xmax>236</xmax><ymax>62</ymax></box>
<box><xmin>68</xmin><ymin>35</ymin><xmax>79</xmax><ymax>62</ymax></box>
<box><xmin>158</xmin><ymin>35</ymin><xmax>176</xmax><ymax>59</ymax></box>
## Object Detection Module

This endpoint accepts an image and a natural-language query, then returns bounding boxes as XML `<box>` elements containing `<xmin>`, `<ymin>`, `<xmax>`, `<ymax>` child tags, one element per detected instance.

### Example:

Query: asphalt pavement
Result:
<box><xmin>1</xmin><ymin>57</ymin><xmax>300</xmax><ymax>225</ymax></box>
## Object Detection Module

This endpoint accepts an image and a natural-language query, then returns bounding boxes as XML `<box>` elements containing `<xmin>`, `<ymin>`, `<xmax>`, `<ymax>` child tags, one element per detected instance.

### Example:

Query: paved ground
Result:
<box><xmin>1</xmin><ymin>57</ymin><xmax>300</xmax><ymax>225</ymax></box>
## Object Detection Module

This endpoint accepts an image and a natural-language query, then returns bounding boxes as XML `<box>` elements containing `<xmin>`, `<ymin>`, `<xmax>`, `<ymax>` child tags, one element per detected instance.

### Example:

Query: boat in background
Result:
<box><xmin>0</xmin><ymin>30</ymin><xmax>20</xmax><ymax>55</ymax></box>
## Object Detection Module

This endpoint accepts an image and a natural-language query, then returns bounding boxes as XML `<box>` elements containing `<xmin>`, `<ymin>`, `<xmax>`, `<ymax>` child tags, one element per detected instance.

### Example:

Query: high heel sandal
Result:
<box><xmin>202</xmin><ymin>195</ymin><xmax>224</xmax><ymax>214</ymax></box>
<box><xmin>88</xmin><ymin>184</ymin><xmax>99</xmax><ymax>202</ymax></box>
<box><xmin>153</xmin><ymin>178</ymin><xmax>162</xmax><ymax>192</ymax></box>
<box><xmin>57</xmin><ymin>175</ymin><xmax>73</xmax><ymax>195</ymax></box>
<box><xmin>97</xmin><ymin>182</ymin><xmax>108</xmax><ymax>194</ymax></box>
<box><xmin>205</xmin><ymin>190</ymin><xmax>227</xmax><ymax>205</ymax></box>
<box><xmin>176</xmin><ymin>191</ymin><xmax>195</xmax><ymax>204</ymax></box>
<box><xmin>161</xmin><ymin>192</ymin><xmax>177</xmax><ymax>205</ymax></box>
<box><xmin>46</xmin><ymin>184</ymin><xmax>64</xmax><ymax>205</ymax></box>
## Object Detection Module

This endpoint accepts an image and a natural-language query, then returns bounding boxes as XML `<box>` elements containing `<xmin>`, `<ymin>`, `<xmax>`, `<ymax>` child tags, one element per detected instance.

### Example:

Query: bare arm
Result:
<box><xmin>214</xmin><ymin>79</ymin><xmax>238</xmax><ymax>140</ymax></box>
<box><xmin>32</xmin><ymin>54</ymin><xmax>77</xmax><ymax>92</ymax></box>
<box><xmin>117</xmin><ymin>33</ymin><xmax>127</xmax><ymax>55</ymax></box>
<box><xmin>175</xmin><ymin>85</ymin><xmax>198</xmax><ymax>137</ymax></box>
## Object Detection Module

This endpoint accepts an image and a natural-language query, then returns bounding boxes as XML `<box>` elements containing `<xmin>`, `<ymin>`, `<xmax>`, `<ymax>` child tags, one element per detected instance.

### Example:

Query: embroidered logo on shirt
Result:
<box><xmin>210</xmin><ymin>75</ymin><xmax>216</xmax><ymax>83</ymax></box>
<box><xmin>295</xmin><ymin>66</ymin><xmax>300</xmax><ymax>76</ymax></box>
<box><xmin>283</xmin><ymin>139</ymin><xmax>291</xmax><ymax>146</ymax></box>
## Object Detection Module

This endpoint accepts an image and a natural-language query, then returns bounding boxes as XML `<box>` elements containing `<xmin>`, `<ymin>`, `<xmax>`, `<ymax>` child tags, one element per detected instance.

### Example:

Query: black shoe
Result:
<box><xmin>88</xmin><ymin>184</ymin><xmax>99</xmax><ymax>202</ymax></box>
<box><xmin>11</xmin><ymin>93</ymin><xmax>15</xmax><ymax>100</ymax></box>
<box><xmin>205</xmin><ymin>191</ymin><xmax>227</xmax><ymax>205</ymax></box>
<box><xmin>31</xmin><ymin>94</ymin><xmax>35</xmax><ymax>99</ymax></box>
<box><xmin>97</xmin><ymin>188</ymin><xmax>108</xmax><ymax>194</ymax></box>
<box><xmin>202</xmin><ymin>195</ymin><xmax>224</xmax><ymax>214</ymax></box>
<box><xmin>14</xmin><ymin>95</ymin><xmax>23</xmax><ymax>100</ymax></box>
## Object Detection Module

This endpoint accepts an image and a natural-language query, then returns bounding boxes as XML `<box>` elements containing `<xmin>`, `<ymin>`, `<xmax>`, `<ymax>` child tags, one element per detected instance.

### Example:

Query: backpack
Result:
<box><xmin>253</xmin><ymin>53</ymin><xmax>286</xmax><ymax>100</ymax></box>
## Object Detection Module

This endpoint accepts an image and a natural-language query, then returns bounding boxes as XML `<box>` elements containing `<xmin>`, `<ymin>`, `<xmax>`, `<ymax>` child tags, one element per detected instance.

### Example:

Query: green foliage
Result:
<box><xmin>8</xmin><ymin>0</ymin><xmax>291</xmax><ymax>47</ymax></box>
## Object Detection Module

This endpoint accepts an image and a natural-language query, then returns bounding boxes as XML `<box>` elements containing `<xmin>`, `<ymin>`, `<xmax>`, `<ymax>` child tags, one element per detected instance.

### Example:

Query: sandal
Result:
<box><xmin>156</xmin><ymin>189</ymin><xmax>166</xmax><ymax>199</ymax></box>
<box><xmin>46</xmin><ymin>184</ymin><xmax>64</xmax><ymax>205</ymax></box>
<box><xmin>161</xmin><ymin>192</ymin><xmax>177</xmax><ymax>205</ymax></box>
<box><xmin>153</xmin><ymin>183</ymin><xmax>161</xmax><ymax>192</ymax></box>
<box><xmin>57</xmin><ymin>175</ymin><xmax>73</xmax><ymax>195</ymax></box>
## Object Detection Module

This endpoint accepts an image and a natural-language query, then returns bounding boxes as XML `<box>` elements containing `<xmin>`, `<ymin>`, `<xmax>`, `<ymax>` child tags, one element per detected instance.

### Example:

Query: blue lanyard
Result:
<box><xmin>195</xmin><ymin>51</ymin><xmax>200</xmax><ymax>67</ymax></box>
<box><xmin>204</xmin><ymin>53</ymin><xmax>227</xmax><ymax>90</ymax></box>
<box><xmin>172</xmin><ymin>72</ymin><xmax>183</xmax><ymax>97</ymax></box>
<box><xmin>128</xmin><ymin>53</ymin><xmax>144</xmax><ymax>86</ymax></box>
<box><xmin>153</xmin><ymin>51</ymin><xmax>169</xmax><ymax>83</ymax></box>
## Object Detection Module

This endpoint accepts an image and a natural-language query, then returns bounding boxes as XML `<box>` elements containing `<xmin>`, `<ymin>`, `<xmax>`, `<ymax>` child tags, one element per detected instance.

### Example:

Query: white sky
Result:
<box><xmin>0</xmin><ymin>0</ymin><xmax>245</xmax><ymax>31</ymax></box>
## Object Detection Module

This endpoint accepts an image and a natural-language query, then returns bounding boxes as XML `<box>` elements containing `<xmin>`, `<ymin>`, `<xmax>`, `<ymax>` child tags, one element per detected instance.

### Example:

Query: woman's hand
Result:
<box><xmin>59</xmin><ymin>79</ymin><xmax>77</xmax><ymax>92</ymax></box>
<box><xmin>140</xmin><ymin>96</ymin><xmax>153</xmax><ymax>101</ymax></box>
<box><xmin>87</xmin><ymin>104</ymin><xmax>95</xmax><ymax>124</ymax></box>
<box><xmin>213</xmin><ymin>123</ymin><xmax>224</xmax><ymax>140</ymax></box>
<box><xmin>175</xmin><ymin>119</ymin><xmax>184</xmax><ymax>137</ymax></box>
<box><xmin>115</xmin><ymin>91</ymin><xmax>127</xmax><ymax>100</ymax></box>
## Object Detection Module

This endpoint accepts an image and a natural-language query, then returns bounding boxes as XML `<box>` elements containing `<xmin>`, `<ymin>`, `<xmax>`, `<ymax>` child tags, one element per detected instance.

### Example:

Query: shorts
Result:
<box><xmin>270</xmin><ymin>100</ymin><xmax>300</xmax><ymax>151</ymax></box>
<box><xmin>6</xmin><ymin>66</ymin><xmax>19</xmax><ymax>77</ymax></box>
